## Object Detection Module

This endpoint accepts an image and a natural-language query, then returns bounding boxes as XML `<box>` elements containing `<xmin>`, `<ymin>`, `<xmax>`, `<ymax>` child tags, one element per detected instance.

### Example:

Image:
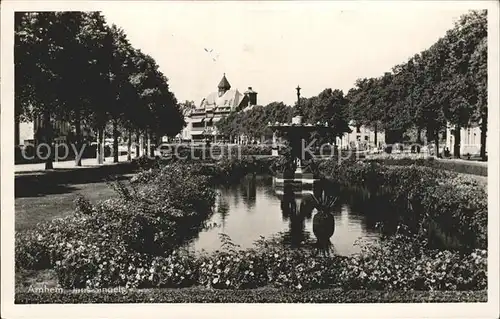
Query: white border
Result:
<box><xmin>1</xmin><ymin>1</ymin><xmax>499</xmax><ymax>318</ymax></box>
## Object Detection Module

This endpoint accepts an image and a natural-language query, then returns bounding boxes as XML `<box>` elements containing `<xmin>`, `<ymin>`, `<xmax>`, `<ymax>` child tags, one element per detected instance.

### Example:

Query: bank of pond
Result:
<box><xmin>15</xmin><ymin>157</ymin><xmax>487</xmax><ymax>293</ymax></box>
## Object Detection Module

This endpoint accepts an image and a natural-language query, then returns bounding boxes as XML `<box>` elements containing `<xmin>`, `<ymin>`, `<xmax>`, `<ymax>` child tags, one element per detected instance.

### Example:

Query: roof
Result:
<box><xmin>197</xmin><ymin>89</ymin><xmax>244</xmax><ymax>112</ymax></box>
<box><xmin>218</xmin><ymin>73</ymin><xmax>231</xmax><ymax>90</ymax></box>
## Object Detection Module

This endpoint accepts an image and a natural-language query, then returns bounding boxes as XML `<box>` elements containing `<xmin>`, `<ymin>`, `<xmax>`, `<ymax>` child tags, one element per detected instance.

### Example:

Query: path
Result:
<box><xmin>15</xmin><ymin>155</ymin><xmax>131</xmax><ymax>173</ymax></box>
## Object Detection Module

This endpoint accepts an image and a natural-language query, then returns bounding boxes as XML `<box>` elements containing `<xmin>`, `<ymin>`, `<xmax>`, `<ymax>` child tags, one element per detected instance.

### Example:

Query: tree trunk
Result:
<box><xmin>113</xmin><ymin>119</ymin><xmax>119</xmax><ymax>163</ymax></box>
<box><xmin>416</xmin><ymin>127</ymin><xmax>422</xmax><ymax>144</ymax></box>
<box><xmin>434</xmin><ymin>126</ymin><xmax>440</xmax><ymax>158</ymax></box>
<box><xmin>75</xmin><ymin>109</ymin><xmax>82</xmax><ymax>166</ymax></box>
<box><xmin>15</xmin><ymin>115</ymin><xmax>20</xmax><ymax>146</ymax></box>
<box><xmin>148</xmin><ymin>131</ymin><xmax>154</xmax><ymax>157</ymax></box>
<box><xmin>127</xmin><ymin>130</ymin><xmax>132</xmax><ymax>161</ymax></box>
<box><xmin>374</xmin><ymin>123</ymin><xmax>378</xmax><ymax>147</ymax></box>
<box><xmin>139</xmin><ymin>131</ymin><xmax>144</xmax><ymax>157</ymax></box>
<box><xmin>480</xmin><ymin>107</ymin><xmax>487</xmax><ymax>161</ymax></box>
<box><xmin>43</xmin><ymin>112</ymin><xmax>54</xmax><ymax>170</ymax></box>
<box><xmin>97</xmin><ymin>127</ymin><xmax>104</xmax><ymax>164</ymax></box>
<box><xmin>453</xmin><ymin>124</ymin><xmax>461</xmax><ymax>158</ymax></box>
<box><xmin>135</xmin><ymin>130</ymin><xmax>141</xmax><ymax>158</ymax></box>
<box><xmin>143</xmin><ymin>130</ymin><xmax>148</xmax><ymax>156</ymax></box>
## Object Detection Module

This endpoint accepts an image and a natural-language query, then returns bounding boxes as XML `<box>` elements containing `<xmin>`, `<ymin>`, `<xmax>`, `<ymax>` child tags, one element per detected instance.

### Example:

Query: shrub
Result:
<box><xmin>367</xmin><ymin>157</ymin><xmax>487</xmax><ymax>176</ymax></box>
<box><xmin>317</xmin><ymin>159</ymin><xmax>487</xmax><ymax>251</ymax></box>
<box><xmin>16</xmin><ymin>163</ymin><xmax>216</xmax><ymax>273</ymax></box>
<box><xmin>15</xmin><ymin>214</ymin><xmax>88</xmax><ymax>270</ymax></box>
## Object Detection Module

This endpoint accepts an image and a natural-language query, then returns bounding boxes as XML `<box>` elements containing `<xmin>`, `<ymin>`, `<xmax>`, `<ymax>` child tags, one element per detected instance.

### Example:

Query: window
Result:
<box><xmin>364</xmin><ymin>136</ymin><xmax>369</xmax><ymax>141</ymax></box>
<box><xmin>356</xmin><ymin>125</ymin><xmax>361</xmax><ymax>133</ymax></box>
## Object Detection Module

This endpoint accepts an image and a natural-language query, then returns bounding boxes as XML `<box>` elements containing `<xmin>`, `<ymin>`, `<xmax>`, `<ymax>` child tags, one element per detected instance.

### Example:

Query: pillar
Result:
<box><xmin>272</xmin><ymin>131</ymin><xmax>279</xmax><ymax>156</ymax></box>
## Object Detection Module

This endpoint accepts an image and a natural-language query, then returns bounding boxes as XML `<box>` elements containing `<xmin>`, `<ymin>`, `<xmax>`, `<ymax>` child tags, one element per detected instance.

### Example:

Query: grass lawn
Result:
<box><xmin>15</xmin><ymin>179</ymin><xmax>130</xmax><ymax>231</ymax></box>
<box><xmin>15</xmin><ymin>163</ymin><xmax>136</xmax><ymax>231</ymax></box>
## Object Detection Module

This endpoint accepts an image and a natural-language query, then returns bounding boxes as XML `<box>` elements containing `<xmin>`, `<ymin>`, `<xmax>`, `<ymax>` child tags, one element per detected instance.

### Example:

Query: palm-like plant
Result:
<box><xmin>311</xmin><ymin>188</ymin><xmax>338</xmax><ymax>256</ymax></box>
<box><xmin>311</xmin><ymin>190</ymin><xmax>338</xmax><ymax>213</ymax></box>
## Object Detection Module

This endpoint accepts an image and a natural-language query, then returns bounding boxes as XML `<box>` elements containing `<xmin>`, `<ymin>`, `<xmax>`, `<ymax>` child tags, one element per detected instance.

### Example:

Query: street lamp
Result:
<box><xmin>292</xmin><ymin>85</ymin><xmax>303</xmax><ymax>125</ymax></box>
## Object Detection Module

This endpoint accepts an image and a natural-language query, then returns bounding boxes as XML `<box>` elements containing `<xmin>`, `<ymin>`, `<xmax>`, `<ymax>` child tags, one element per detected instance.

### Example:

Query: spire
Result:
<box><xmin>218</xmin><ymin>73</ymin><xmax>231</xmax><ymax>90</ymax></box>
<box><xmin>218</xmin><ymin>73</ymin><xmax>231</xmax><ymax>97</ymax></box>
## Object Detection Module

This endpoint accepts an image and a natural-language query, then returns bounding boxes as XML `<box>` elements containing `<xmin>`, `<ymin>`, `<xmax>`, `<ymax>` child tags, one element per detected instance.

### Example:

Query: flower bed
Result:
<box><xmin>15</xmin><ymin>234</ymin><xmax>487</xmax><ymax>291</ymax></box>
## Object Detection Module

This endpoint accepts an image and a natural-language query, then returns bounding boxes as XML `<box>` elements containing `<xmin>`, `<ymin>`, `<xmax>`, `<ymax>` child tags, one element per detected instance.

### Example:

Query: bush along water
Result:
<box><xmin>317</xmin><ymin>159</ymin><xmax>487</xmax><ymax>252</ymax></box>
<box><xmin>16</xmin><ymin>162</ymin><xmax>216</xmax><ymax>275</ymax></box>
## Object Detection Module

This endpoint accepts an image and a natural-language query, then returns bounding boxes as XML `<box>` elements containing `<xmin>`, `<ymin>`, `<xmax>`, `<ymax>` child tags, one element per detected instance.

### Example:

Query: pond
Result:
<box><xmin>190</xmin><ymin>174</ymin><xmax>388</xmax><ymax>256</ymax></box>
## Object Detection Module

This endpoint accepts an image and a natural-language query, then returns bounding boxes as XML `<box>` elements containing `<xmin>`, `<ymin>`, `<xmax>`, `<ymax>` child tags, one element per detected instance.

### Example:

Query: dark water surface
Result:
<box><xmin>190</xmin><ymin>175</ymin><xmax>383</xmax><ymax>256</ymax></box>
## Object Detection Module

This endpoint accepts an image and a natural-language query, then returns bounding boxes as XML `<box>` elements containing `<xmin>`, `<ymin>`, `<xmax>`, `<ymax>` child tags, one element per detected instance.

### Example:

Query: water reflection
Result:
<box><xmin>191</xmin><ymin>175</ymin><xmax>383</xmax><ymax>256</ymax></box>
<box><xmin>279</xmin><ymin>183</ymin><xmax>313</xmax><ymax>247</ymax></box>
<box><xmin>239</xmin><ymin>174</ymin><xmax>257</xmax><ymax>211</ymax></box>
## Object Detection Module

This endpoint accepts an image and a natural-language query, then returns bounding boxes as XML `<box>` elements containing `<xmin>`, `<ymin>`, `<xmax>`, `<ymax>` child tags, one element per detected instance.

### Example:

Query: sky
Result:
<box><xmin>100</xmin><ymin>1</ymin><xmax>472</xmax><ymax>107</ymax></box>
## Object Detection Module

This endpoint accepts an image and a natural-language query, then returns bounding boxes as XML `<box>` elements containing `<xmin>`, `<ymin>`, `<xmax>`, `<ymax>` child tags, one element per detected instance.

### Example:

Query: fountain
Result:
<box><xmin>268</xmin><ymin>85</ymin><xmax>336</xmax><ymax>188</ymax></box>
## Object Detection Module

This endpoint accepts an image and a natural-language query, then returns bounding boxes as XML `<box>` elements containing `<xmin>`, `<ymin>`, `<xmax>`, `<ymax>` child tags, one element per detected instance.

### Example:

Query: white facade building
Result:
<box><xmin>445</xmin><ymin>123</ymin><xmax>484</xmax><ymax>156</ymax></box>
<box><xmin>181</xmin><ymin>74</ymin><xmax>257</xmax><ymax>143</ymax></box>
<box><xmin>338</xmin><ymin>121</ymin><xmax>385</xmax><ymax>150</ymax></box>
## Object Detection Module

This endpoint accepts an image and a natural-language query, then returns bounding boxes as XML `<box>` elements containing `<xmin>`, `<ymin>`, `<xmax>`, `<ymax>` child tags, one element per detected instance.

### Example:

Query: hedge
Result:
<box><xmin>318</xmin><ymin>159</ymin><xmax>488</xmax><ymax>251</ymax></box>
<box><xmin>366</xmin><ymin>157</ymin><xmax>487</xmax><ymax>176</ymax></box>
<box><xmin>15</xmin><ymin>287</ymin><xmax>487</xmax><ymax>304</ymax></box>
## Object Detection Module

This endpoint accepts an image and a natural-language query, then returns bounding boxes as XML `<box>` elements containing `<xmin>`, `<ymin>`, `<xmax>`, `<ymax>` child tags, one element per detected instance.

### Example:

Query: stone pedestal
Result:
<box><xmin>295</xmin><ymin>158</ymin><xmax>303</xmax><ymax>174</ymax></box>
<box><xmin>272</xmin><ymin>131</ymin><xmax>279</xmax><ymax>156</ymax></box>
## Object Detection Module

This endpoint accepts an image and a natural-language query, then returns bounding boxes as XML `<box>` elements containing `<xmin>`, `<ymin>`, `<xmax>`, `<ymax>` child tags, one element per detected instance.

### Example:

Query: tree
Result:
<box><xmin>15</xmin><ymin>12</ymin><xmax>68</xmax><ymax>169</ymax></box>
<box><xmin>470</xmin><ymin>36</ymin><xmax>487</xmax><ymax>160</ymax></box>
<box><xmin>307</xmin><ymin>89</ymin><xmax>350</xmax><ymax>147</ymax></box>
<box><xmin>442</xmin><ymin>10</ymin><xmax>487</xmax><ymax>158</ymax></box>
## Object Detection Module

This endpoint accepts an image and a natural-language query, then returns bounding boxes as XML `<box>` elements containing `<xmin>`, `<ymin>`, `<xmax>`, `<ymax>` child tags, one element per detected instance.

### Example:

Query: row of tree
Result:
<box><xmin>346</xmin><ymin>9</ymin><xmax>487</xmax><ymax>158</ymax></box>
<box><xmin>15</xmin><ymin>12</ymin><xmax>184</xmax><ymax>169</ymax></box>
<box><xmin>216</xmin><ymin>10</ymin><xmax>487</xmax><ymax>159</ymax></box>
<box><xmin>216</xmin><ymin>90</ymin><xmax>352</xmax><ymax>145</ymax></box>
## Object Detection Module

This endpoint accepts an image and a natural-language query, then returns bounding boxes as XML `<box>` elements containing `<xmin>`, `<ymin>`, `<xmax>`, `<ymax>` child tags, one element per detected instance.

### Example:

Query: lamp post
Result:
<box><xmin>293</xmin><ymin>85</ymin><xmax>303</xmax><ymax>125</ymax></box>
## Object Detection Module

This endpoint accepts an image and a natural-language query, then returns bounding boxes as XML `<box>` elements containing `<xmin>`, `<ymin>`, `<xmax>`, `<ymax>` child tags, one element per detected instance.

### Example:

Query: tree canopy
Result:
<box><xmin>15</xmin><ymin>11</ymin><xmax>184</xmax><ymax>167</ymax></box>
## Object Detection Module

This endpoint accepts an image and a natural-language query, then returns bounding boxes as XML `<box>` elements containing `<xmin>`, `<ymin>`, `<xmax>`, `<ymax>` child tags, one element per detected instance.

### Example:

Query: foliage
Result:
<box><xmin>317</xmin><ymin>159</ymin><xmax>487</xmax><ymax>250</ymax></box>
<box><xmin>16</xmin><ymin>163</ymin><xmax>216</xmax><ymax>274</ymax></box>
<box><xmin>217</xmin><ymin>102</ymin><xmax>292</xmax><ymax>140</ymax></box>
<box><xmin>367</xmin><ymin>157</ymin><xmax>487</xmax><ymax>176</ymax></box>
<box><xmin>15</xmin><ymin>12</ymin><xmax>183</xmax><ymax>167</ymax></box>
<box><xmin>16</xmin><ymin>158</ymin><xmax>487</xmax><ymax>292</ymax></box>
<box><xmin>17</xmin><ymin>231</ymin><xmax>488</xmax><ymax>291</ymax></box>
<box><xmin>344</xmin><ymin>10</ymin><xmax>487</xmax><ymax>158</ymax></box>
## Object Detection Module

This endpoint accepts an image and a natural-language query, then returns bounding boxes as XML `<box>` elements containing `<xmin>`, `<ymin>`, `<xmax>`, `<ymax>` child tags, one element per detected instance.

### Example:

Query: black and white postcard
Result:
<box><xmin>1</xmin><ymin>1</ymin><xmax>499</xmax><ymax>318</ymax></box>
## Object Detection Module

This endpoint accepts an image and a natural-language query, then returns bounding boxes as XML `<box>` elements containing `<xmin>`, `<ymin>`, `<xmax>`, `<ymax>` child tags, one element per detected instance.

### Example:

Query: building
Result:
<box><xmin>181</xmin><ymin>74</ymin><xmax>258</xmax><ymax>143</ymax></box>
<box><xmin>15</xmin><ymin>115</ymin><xmax>72</xmax><ymax>146</ymax></box>
<box><xmin>339</xmin><ymin>121</ymin><xmax>385</xmax><ymax>150</ymax></box>
<box><xmin>445</xmin><ymin>123</ymin><xmax>484</xmax><ymax>156</ymax></box>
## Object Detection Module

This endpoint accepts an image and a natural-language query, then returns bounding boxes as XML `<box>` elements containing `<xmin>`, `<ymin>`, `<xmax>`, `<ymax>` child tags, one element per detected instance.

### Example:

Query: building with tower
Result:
<box><xmin>181</xmin><ymin>74</ymin><xmax>258</xmax><ymax>143</ymax></box>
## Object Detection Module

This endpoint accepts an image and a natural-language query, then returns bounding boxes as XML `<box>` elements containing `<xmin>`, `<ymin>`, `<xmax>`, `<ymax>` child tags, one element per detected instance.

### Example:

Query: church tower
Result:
<box><xmin>218</xmin><ymin>73</ymin><xmax>231</xmax><ymax>97</ymax></box>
